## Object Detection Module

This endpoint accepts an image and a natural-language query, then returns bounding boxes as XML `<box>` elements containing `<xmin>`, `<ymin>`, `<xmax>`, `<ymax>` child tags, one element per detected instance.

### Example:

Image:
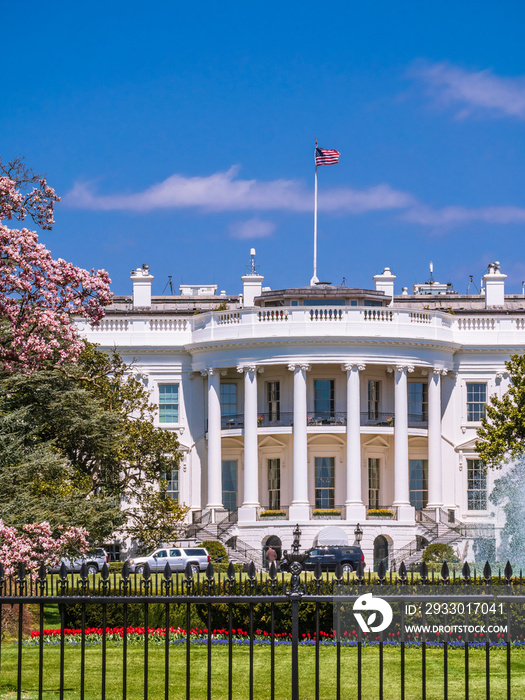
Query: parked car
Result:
<box><xmin>281</xmin><ymin>546</ymin><xmax>365</xmax><ymax>574</ymax></box>
<box><xmin>128</xmin><ymin>546</ymin><xmax>211</xmax><ymax>574</ymax></box>
<box><xmin>50</xmin><ymin>549</ymin><xmax>109</xmax><ymax>575</ymax></box>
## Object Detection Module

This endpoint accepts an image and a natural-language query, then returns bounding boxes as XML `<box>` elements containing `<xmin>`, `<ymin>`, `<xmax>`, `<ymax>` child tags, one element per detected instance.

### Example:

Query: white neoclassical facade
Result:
<box><xmin>79</xmin><ymin>258</ymin><xmax>519</xmax><ymax>567</ymax></box>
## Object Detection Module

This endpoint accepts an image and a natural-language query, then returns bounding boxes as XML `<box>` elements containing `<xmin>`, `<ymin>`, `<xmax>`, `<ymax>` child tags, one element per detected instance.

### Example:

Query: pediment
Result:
<box><xmin>258</xmin><ymin>435</ymin><xmax>287</xmax><ymax>448</ymax></box>
<box><xmin>307</xmin><ymin>433</ymin><xmax>346</xmax><ymax>446</ymax></box>
<box><xmin>222</xmin><ymin>436</ymin><xmax>244</xmax><ymax>448</ymax></box>
<box><xmin>362</xmin><ymin>435</ymin><xmax>390</xmax><ymax>448</ymax></box>
<box><xmin>454</xmin><ymin>437</ymin><xmax>480</xmax><ymax>452</ymax></box>
<box><xmin>408</xmin><ymin>436</ymin><xmax>428</xmax><ymax>448</ymax></box>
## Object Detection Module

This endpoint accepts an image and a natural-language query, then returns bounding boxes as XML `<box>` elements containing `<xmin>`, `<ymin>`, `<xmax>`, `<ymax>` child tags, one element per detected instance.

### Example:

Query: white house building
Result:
<box><xmin>79</xmin><ymin>256</ymin><xmax>519</xmax><ymax>568</ymax></box>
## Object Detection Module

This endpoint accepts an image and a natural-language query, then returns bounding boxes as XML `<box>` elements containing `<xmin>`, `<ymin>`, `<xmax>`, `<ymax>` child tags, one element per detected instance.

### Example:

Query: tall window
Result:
<box><xmin>220</xmin><ymin>383</ymin><xmax>237</xmax><ymax>417</ymax></box>
<box><xmin>267</xmin><ymin>381</ymin><xmax>280</xmax><ymax>422</ymax></box>
<box><xmin>159</xmin><ymin>384</ymin><xmax>179</xmax><ymax>423</ymax></box>
<box><xmin>408</xmin><ymin>383</ymin><xmax>428</xmax><ymax>422</ymax></box>
<box><xmin>467</xmin><ymin>459</ymin><xmax>487</xmax><ymax>510</ymax></box>
<box><xmin>368</xmin><ymin>381</ymin><xmax>381</xmax><ymax>420</ymax></box>
<box><xmin>267</xmin><ymin>459</ymin><xmax>281</xmax><ymax>509</ymax></box>
<box><xmin>368</xmin><ymin>458</ymin><xmax>380</xmax><ymax>508</ymax></box>
<box><xmin>165</xmin><ymin>469</ymin><xmax>179</xmax><ymax>502</ymax></box>
<box><xmin>409</xmin><ymin>459</ymin><xmax>428</xmax><ymax>509</ymax></box>
<box><xmin>466</xmin><ymin>383</ymin><xmax>487</xmax><ymax>422</ymax></box>
<box><xmin>314</xmin><ymin>380</ymin><xmax>335</xmax><ymax>418</ymax></box>
<box><xmin>222</xmin><ymin>460</ymin><xmax>237</xmax><ymax>511</ymax></box>
<box><xmin>315</xmin><ymin>457</ymin><xmax>335</xmax><ymax>508</ymax></box>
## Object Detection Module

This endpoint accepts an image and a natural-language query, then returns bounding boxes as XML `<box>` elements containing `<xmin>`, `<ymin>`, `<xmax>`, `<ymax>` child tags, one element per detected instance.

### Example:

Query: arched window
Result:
<box><xmin>263</xmin><ymin>535</ymin><xmax>282</xmax><ymax>564</ymax></box>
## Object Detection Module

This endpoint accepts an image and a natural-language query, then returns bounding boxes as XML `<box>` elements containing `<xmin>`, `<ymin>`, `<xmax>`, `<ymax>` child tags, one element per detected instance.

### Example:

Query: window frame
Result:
<box><xmin>267</xmin><ymin>381</ymin><xmax>281</xmax><ymax>422</ymax></box>
<box><xmin>368</xmin><ymin>380</ymin><xmax>381</xmax><ymax>421</ymax></box>
<box><xmin>220</xmin><ymin>382</ymin><xmax>238</xmax><ymax>418</ymax></box>
<box><xmin>314</xmin><ymin>456</ymin><xmax>335</xmax><ymax>509</ymax></box>
<box><xmin>158</xmin><ymin>383</ymin><xmax>179</xmax><ymax>424</ymax></box>
<box><xmin>409</xmin><ymin>459</ymin><xmax>428</xmax><ymax>510</ymax></box>
<box><xmin>467</xmin><ymin>458</ymin><xmax>487</xmax><ymax>511</ymax></box>
<box><xmin>466</xmin><ymin>382</ymin><xmax>487</xmax><ymax>422</ymax></box>
<box><xmin>368</xmin><ymin>457</ymin><xmax>381</xmax><ymax>509</ymax></box>
<box><xmin>313</xmin><ymin>379</ymin><xmax>335</xmax><ymax>419</ymax></box>
<box><xmin>408</xmin><ymin>382</ymin><xmax>428</xmax><ymax>422</ymax></box>
<box><xmin>267</xmin><ymin>458</ymin><xmax>281</xmax><ymax>510</ymax></box>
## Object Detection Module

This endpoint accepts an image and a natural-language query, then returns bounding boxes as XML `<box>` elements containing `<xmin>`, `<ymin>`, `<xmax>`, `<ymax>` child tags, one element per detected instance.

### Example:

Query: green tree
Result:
<box><xmin>0</xmin><ymin>343</ymin><xmax>185</xmax><ymax>545</ymax></box>
<box><xmin>476</xmin><ymin>354</ymin><xmax>525</xmax><ymax>469</ymax></box>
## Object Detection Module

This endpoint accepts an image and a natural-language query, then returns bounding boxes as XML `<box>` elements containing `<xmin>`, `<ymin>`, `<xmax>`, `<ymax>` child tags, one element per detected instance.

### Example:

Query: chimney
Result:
<box><xmin>483</xmin><ymin>262</ymin><xmax>506</xmax><ymax>308</ymax></box>
<box><xmin>241</xmin><ymin>248</ymin><xmax>264</xmax><ymax>307</ymax></box>
<box><xmin>131</xmin><ymin>264</ymin><xmax>154</xmax><ymax>307</ymax></box>
<box><xmin>373</xmin><ymin>267</ymin><xmax>396</xmax><ymax>306</ymax></box>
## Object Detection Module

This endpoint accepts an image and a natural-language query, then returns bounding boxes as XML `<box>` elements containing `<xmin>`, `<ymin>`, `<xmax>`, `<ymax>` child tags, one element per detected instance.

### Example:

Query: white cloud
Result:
<box><xmin>403</xmin><ymin>204</ymin><xmax>525</xmax><ymax>227</ymax></box>
<box><xmin>409</xmin><ymin>61</ymin><xmax>525</xmax><ymax>119</ymax></box>
<box><xmin>229</xmin><ymin>217</ymin><xmax>275</xmax><ymax>240</ymax></box>
<box><xmin>63</xmin><ymin>166</ymin><xmax>414</xmax><ymax>215</ymax></box>
<box><xmin>63</xmin><ymin>164</ymin><xmax>525</xmax><ymax>233</ymax></box>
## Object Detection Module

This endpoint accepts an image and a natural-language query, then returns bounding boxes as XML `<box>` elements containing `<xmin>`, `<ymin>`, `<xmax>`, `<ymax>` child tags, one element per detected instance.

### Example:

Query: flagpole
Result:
<box><xmin>311</xmin><ymin>139</ymin><xmax>319</xmax><ymax>285</ymax></box>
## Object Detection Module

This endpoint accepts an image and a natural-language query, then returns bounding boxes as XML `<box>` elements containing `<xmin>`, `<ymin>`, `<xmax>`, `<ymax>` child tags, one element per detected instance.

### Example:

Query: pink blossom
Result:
<box><xmin>0</xmin><ymin>224</ymin><xmax>112</xmax><ymax>371</ymax></box>
<box><xmin>0</xmin><ymin>519</ymin><xmax>89</xmax><ymax>576</ymax></box>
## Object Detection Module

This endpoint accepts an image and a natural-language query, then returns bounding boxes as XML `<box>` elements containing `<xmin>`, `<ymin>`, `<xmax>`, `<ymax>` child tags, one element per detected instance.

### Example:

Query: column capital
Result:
<box><xmin>237</xmin><ymin>364</ymin><xmax>258</xmax><ymax>374</ymax></box>
<box><xmin>395</xmin><ymin>365</ymin><xmax>414</xmax><ymax>374</ymax></box>
<box><xmin>288</xmin><ymin>363</ymin><xmax>310</xmax><ymax>372</ymax></box>
<box><xmin>432</xmin><ymin>367</ymin><xmax>447</xmax><ymax>376</ymax></box>
<box><xmin>342</xmin><ymin>363</ymin><xmax>366</xmax><ymax>372</ymax></box>
<box><xmin>201</xmin><ymin>367</ymin><xmax>216</xmax><ymax>377</ymax></box>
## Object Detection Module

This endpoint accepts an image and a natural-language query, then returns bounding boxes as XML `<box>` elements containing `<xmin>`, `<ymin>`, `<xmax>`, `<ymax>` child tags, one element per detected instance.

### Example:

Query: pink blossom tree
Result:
<box><xmin>0</xmin><ymin>520</ymin><xmax>89</xmax><ymax>576</ymax></box>
<box><xmin>0</xmin><ymin>158</ymin><xmax>113</xmax><ymax>372</ymax></box>
<box><xmin>0</xmin><ymin>156</ymin><xmax>60</xmax><ymax>230</ymax></box>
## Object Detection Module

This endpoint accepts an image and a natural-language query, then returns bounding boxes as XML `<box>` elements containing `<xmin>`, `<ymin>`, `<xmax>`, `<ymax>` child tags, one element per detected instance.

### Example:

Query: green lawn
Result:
<box><xmin>1</xmin><ymin>643</ymin><xmax>524</xmax><ymax>699</ymax></box>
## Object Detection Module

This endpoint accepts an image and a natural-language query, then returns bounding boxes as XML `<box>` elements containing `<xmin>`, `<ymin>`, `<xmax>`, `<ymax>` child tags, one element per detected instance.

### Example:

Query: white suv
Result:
<box><xmin>128</xmin><ymin>547</ymin><xmax>210</xmax><ymax>575</ymax></box>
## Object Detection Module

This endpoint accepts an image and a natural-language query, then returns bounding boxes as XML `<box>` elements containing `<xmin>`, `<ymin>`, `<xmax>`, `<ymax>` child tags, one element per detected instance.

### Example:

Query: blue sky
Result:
<box><xmin>3</xmin><ymin>1</ymin><xmax>525</xmax><ymax>296</ymax></box>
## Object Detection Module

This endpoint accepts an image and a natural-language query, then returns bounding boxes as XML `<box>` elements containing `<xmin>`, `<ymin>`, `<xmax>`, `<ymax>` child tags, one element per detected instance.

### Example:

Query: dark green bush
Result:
<box><xmin>422</xmin><ymin>543</ymin><xmax>457</xmax><ymax>564</ymax></box>
<box><xmin>201</xmin><ymin>540</ymin><xmax>228</xmax><ymax>563</ymax></box>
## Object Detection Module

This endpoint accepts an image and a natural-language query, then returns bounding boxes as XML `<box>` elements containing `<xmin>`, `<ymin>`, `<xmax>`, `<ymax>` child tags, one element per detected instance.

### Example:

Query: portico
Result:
<box><xmin>202</xmin><ymin>359</ymin><xmax>447</xmax><ymax>524</ymax></box>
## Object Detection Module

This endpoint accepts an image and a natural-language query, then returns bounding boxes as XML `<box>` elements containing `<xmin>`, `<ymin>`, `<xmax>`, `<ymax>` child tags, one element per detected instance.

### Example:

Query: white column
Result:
<box><xmin>393</xmin><ymin>365</ymin><xmax>415</xmax><ymax>521</ymax></box>
<box><xmin>288</xmin><ymin>363</ymin><xmax>310</xmax><ymax>520</ymax></box>
<box><xmin>344</xmin><ymin>363</ymin><xmax>366</xmax><ymax>520</ymax></box>
<box><xmin>238</xmin><ymin>365</ymin><xmax>260</xmax><ymax>522</ymax></box>
<box><xmin>204</xmin><ymin>369</ymin><xmax>223</xmax><ymax>511</ymax></box>
<box><xmin>427</xmin><ymin>369</ymin><xmax>445</xmax><ymax>509</ymax></box>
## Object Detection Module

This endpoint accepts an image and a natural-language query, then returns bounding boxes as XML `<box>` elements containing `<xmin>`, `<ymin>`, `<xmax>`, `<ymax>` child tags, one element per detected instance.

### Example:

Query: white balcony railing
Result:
<box><xmin>80</xmin><ymin>306</ymin><xmax>525</xmax><ymax>350</ymax></box>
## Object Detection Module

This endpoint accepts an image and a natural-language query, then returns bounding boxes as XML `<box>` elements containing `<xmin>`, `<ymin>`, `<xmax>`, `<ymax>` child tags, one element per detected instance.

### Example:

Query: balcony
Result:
<box><xmin>360</xmin><ymin>412</ymin><xmax>428</xmax><ymax>429</ymax></box>
<box><xmin>213</xmin><ymin>411</ymin><xmax>428</xmax><ymax>431</ymax></box>
<box><xmin>307</xmin><ymin>412</ymin><xmax>346</xmax><ymax>426</ymax></box>
<box><xmin>360</xmin><ymin>412</ymin><xmax>394</xmax><ymax>428</ymax></box>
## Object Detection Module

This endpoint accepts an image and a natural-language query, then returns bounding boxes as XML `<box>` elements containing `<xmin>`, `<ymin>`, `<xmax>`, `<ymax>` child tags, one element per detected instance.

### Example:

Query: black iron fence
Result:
<box><xmin>1</xmin><ymin>560</ymin><xmax>525</xmax><ymax>699</ymax></box>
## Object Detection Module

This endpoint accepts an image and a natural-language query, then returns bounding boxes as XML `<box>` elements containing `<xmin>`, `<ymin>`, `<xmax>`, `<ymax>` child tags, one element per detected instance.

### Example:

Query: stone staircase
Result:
<box><xmin>185</xmin><ymin>510</ymin><xmax>264</xmax><ymax>569</ymax></box>
<box><xmin>386</xmin><ymin>508</ymin><xmax>464</xmax><ymax>571</ymax></box>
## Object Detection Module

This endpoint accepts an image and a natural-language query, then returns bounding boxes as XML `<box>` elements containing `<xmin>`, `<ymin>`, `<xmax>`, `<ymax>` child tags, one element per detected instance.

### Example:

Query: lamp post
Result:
<box><xmin>292</xmin><ymin>523</ymin><xmax>302</xmax><ymax>553</ymax></box>
<box><xmin>354</xmin><ymin>522</ymin><xmax>363</xmax><ymax>545</ymax></box>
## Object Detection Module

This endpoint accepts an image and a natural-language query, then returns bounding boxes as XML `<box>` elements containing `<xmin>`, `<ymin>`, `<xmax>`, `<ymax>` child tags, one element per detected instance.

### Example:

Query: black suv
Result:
<box><xmin>281</xmin><ymin>546</ymin><xmax>365</xmax><ymax>574</ymax></box>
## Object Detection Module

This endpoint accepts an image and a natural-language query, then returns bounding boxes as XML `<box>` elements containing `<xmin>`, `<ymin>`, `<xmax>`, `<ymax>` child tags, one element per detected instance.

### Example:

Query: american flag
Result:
<box><xmin>315</xmin><ymin>147</ymin><xmax>340</xmax><ymax>166</ymax></box>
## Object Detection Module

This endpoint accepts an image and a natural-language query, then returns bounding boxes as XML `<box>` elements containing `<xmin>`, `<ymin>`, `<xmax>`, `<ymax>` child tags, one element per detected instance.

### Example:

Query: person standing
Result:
<box><xmin>266</xmin><ymin>545</ymin><xmax>278</xmax><ymax>570</ymax></box>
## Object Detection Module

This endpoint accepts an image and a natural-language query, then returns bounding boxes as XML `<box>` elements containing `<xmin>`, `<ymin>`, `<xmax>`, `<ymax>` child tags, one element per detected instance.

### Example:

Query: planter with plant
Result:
<box><xmin>259</xmin><ymin>510</ymin><xmax>287</xmax><ymax>519</ymax></box>
<box><xmin>367</xmin><ymin>509</ymin><xmax>395</xmax><ymax>519</ymax></box>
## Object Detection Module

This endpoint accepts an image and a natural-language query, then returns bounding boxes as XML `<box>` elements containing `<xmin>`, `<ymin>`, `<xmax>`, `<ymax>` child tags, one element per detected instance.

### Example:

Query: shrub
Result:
<box><xmin>201</xmin><ymin>540</ymin><xmax>228</xmax><ymax>563</ymax></box>
<box><xmin>422</xmin><ymin>543</ymin><xmax>457</xmax><ymax>564</ymax></box>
